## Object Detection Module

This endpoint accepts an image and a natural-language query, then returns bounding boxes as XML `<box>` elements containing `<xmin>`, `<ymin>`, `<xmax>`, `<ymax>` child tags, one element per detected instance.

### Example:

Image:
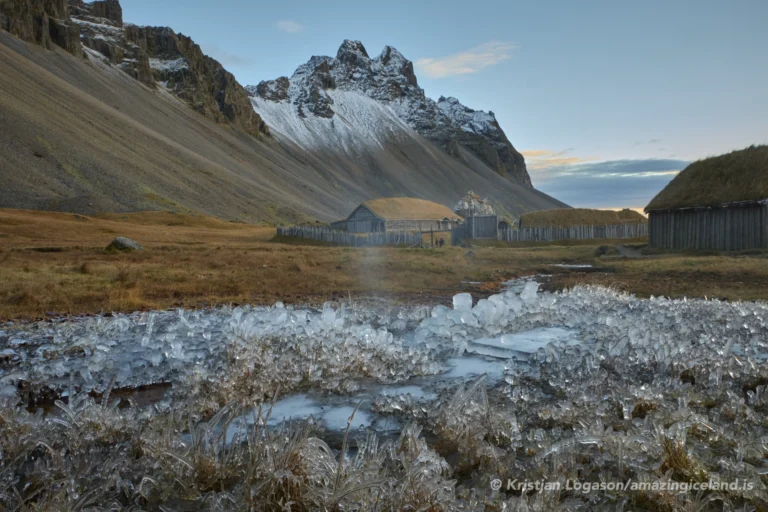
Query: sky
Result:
<box><xmin>121</xmin><ymin>0</ymin><xmax>768</xmax><ymax>210</ymax></box>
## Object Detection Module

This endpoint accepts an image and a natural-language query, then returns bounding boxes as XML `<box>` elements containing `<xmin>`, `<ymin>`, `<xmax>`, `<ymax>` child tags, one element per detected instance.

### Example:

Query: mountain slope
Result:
<box><xmin>0</xmin><ymin>3</ymin><xmax>566</xmax><ymax>222</ymax></box>
<box><xmin>249</xmin><ymin>40</ymin><xmax>531</xmax><ymax>186</ymax></box>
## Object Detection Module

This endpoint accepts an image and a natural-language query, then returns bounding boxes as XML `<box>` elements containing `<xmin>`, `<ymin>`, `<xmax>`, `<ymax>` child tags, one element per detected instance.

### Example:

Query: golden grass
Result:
<box><xmin>520</xmin><ymin>208</ymin><xmax>647</xmax><ymax>228</ymax></box>
<box><xmin>554</xmin><ymin>251</ymin><xmax>768</xmax><ymax>301</ymax></box>
<box><xmin>646</xmin><ymin>144</ymin><xmax>768</xmax><ymax>210</ymax></box>
<box><xmin>1</xmin><ymin>208</ymin><xmax>768</xmax><ymax>320</ymax></box>
<box><xmin>362</xmin><ymin>197</ymin><xmax>461</xmax><ymax>220</ymax></box>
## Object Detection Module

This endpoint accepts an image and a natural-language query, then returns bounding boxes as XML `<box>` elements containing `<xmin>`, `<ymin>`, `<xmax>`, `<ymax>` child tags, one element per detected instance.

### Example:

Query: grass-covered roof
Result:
<box><xmin>361</xmin><ymin>198</ymin><xmax>461</xmax><ymax>221</ymax></box>
<box><xmin>519</xmin><ymin>208</ymin><xmax>646</xmax><ymax>228</ymax></box>
<box><xmin>646</xmin><ymin>145</ymin><xmax>768</xmax><ymax>211</ymax></box>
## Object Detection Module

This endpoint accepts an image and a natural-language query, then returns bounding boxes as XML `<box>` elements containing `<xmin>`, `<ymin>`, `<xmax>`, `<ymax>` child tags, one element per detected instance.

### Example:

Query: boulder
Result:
<box><xmin>106</xmin><ymin>236</ymin><xmax>143</xmax><ymax>252</ymax></box>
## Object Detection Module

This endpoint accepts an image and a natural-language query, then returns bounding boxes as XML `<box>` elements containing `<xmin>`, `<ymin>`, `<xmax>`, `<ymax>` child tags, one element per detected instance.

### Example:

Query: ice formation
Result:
<box><xmin>2</xmin><ymin>280</ymin><xmax>768</xmax><ymax>509</ymax></box>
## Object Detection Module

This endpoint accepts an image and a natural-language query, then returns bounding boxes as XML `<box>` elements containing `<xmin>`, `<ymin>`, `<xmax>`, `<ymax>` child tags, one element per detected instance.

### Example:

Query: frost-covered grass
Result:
<box><xmin>2</xmin><ymin>280</ymin><xmax>768</xmax><ymax>510</ymax></box>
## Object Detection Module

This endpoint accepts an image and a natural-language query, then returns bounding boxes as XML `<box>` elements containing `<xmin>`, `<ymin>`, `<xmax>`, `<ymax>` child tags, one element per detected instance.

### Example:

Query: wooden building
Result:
<box><xmin>337</xmin><ymin>198</ymin><xmax>462</xmax><ymax>233</ymax></box>
<box><xmin>646</xmin><ymin>200</ymin><xmax>768</xmax><ymax>251</ymax></box>
<box><xmin>645</xmin><ymin>146</ymin><xmax>768</xmax><ymax>251</ymax></box>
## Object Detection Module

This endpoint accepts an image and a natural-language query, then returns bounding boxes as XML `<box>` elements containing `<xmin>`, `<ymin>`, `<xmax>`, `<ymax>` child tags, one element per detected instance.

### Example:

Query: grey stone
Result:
<box><xmin>106</xmin><ymin>236</ymin><xmax>143</xmax><ymax>252</ymax></box>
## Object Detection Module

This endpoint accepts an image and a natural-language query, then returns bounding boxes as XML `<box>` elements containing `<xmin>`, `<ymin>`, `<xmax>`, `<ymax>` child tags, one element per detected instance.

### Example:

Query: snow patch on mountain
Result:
<box><xmin>437</xmin><ymin>97</ymin><xmax>496</xmax><ymax>135</ymax></box>
<box><xmin>71</xmin><ymin>18</ymin><xmax>122</xmax><ymax>34</ymax></box>
<box><xmin>149</xmin><ymin>57</ymin><xmax>189</xmax><ymax>73</ymax></box>
<box><xmin>251</xmin><ymin>89</ymin><xmax>414</xmax><ymax>151</ymax></box>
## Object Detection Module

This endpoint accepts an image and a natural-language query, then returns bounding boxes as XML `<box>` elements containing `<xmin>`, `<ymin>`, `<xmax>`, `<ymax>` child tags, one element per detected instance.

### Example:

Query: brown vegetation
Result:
<box><xmin>1</xmin><ymin>209</ymin><xmax>767</xmax><ymax>320</ymax></box>
<box><xmin>553</xmin><ymin>250</ymin><xmax>768</xmax><ymax>301</ymax></box>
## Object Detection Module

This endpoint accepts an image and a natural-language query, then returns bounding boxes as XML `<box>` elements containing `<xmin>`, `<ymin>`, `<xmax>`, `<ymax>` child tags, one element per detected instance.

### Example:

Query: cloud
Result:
<box><xmin>275</xmin><ymin>20</ymin><xmax>303</xmax><ymax>33</ymax></box>
<box><xmin>522</xmin><ymin>148</ymin><xmax>594</xmax><ymax>170</ymax></box>
<box><xmin>415</xmin><ymin>41</ymin><xmax>517</xmax><ymax>78</ymax></box>
<box><xmin>530</xmin><ymin>158</ymin><xmax>690</xmax><ymax>209</ymax></box>
<box><xmin>633</xmin><ymin>138</ymin><xmax>662</xmax><ymax>146</ymax></box>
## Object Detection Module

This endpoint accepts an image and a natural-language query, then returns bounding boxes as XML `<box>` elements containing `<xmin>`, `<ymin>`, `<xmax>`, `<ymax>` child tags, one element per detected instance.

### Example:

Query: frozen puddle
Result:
<box><xmin>442</xmin><ymin>356</ymin><xmax>506</xmax><ymax>381</ymax></box>
<box><xmin>261</xmin><ymin>394</ymin><xmax>323</xmax><ymax>425</ymax></box>
<box><xmin>322</xmin><ymin>405</ymin><xmax>372</xmax><ymax>430</ymax></box>
<box><xmin>226</xmin><ymin>394</ymin><xmax>375</xmax><ymax>442</ymax></box>
<box><xmin>379</xmin><ymin>385</ymin><xmax>437</xmax><ymax>401</ymax></box>
<box><xmin>468</xmin><ymin>327</ymin><xmax>579</xmax><ymax>358</ymax></box>
<box><xmin>224</xmin><ymin>345</ymin><xmax>527</xmax><ymax>441</ymax></box>
<box><xmin>223</xmin><ymin>327</ymin><xmax>561</xmax><ymax>442</ymax></box>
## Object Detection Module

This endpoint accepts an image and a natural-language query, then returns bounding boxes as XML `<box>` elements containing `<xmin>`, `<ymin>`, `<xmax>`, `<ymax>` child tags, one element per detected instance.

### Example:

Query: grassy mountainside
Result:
<box><xmin>520</xmin><ymin>208</ymin><xmax>646</xmax><ymax>228</ymax></box>
<box><xmin>0</xmin><ymin>32</ymin><xmax>567</xmax><ymax>223</ymax></box>
<box><xmin>646</xmin><ymin>145</ymin><xmax>768</xmax><ymax>211</ymax></box>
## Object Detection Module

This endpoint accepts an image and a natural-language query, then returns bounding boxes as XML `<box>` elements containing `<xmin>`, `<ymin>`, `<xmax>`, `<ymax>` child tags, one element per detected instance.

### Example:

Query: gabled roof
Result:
<box><xmin>359</xmin><ymin>198</ymin><xmax>462</xmax><ymax>221</ymax></box>
<box><xmin>645</xmin><ymin>145</ymin><xmax>768</xmax><ymax>211</ymax></box>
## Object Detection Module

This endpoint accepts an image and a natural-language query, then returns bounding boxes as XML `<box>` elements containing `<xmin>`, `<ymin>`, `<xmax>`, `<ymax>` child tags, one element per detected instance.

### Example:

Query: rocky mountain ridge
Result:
<box><xmin>248</xmin><ymin>40</ymin><xmax>531</xmax><ymax>186</ymax></box>
<box><xmin>0</xmin><ymin>0</ymin><xmax>267</xmax><ymax>137</ymax></box>
<box><xmin>0</xmin><ymin>0</ymin><xmax>81</xmax><ymax>56</ymax></box>
<box><xmin>0</xmin><ymin>3</ymin><xmax>567</xmax><ymax>222</ymax></box>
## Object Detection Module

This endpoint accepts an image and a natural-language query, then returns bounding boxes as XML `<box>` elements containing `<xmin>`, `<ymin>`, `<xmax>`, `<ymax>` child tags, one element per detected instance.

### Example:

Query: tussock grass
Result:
<box><xmin>660</xmin><ymin>437</ymin><xmax>710</xmax><ymax>483</ymax></box>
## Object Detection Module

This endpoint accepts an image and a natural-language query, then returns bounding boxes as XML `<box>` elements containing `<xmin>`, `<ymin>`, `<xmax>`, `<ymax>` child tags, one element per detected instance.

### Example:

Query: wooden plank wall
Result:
<box><xmin>500</xmin><ymin>223</ymin><xmax>648</xmax><ymax>242</ymax></box>
<box><xmin>466</xmin><ymin>215</ymin><xmax>498</xmax><ymax>239</ymax></box>
<box><xmin>346</xmin><ymin>206</ymin><xmax>383</xmax><ymax>233</ymax></box>
<box><xmin>648</xmin><ymin>203</ymin><xmax>767</xmax><ymax>251</ymax></box>
<box><xmin>277</xmin><ymin>227</ymin><xmax>422</xmax><ymax>247</ymax></box>
<box><xmin>385</xmin><ymin>219</ymin><xmax>459</xmax><ymax>232</ymax></box>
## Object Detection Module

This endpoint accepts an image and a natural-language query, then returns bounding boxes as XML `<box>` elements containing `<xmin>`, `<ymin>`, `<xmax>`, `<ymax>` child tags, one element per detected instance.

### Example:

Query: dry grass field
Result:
<box><xmin>1</xmin><ymin>208</ymin><xmax>767</xmax><ymax>320</ymax></box>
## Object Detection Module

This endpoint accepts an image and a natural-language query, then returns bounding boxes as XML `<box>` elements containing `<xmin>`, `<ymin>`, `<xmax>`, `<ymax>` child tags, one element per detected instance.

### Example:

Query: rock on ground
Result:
<box><xmin>106</xmin><ymin>236</ymin><xmax>143</xmax><ymax>251</ymax></box>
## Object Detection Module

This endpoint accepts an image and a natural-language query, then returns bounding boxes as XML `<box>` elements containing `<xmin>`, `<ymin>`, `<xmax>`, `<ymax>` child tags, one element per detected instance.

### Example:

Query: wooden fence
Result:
<box><xmin>451</xmin><ymin>215</ymin><xmax>498</xmax><ymax>244</ymax></box>
<box><xmin>277</xmin><ymin>226</ymin><xmax>422</xmax><ymax>247</ymax></box>
<box><xmin>500</xmin><ymin>223</ymin><xmax>648</xmax><ymax>242</ymax></box>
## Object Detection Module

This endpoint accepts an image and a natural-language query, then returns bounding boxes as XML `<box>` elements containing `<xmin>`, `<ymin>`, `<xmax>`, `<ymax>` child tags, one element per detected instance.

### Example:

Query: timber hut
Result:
<box><xmin>340</xmin><ymin>198</ymin><xmax>462</xmax><ymax>233</ymax></box>
<box><xmin>645</xmin><ymin>146</ymin><xmax>768</xmax><ymax>251</ymax></box>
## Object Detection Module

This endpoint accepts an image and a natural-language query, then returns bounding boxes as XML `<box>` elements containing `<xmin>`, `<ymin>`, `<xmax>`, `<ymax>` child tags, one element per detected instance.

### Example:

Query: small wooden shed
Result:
<box><xmin>341</xmin><ymin>198</ymin><xmax>462</xmax><ymax>233</ymax></box>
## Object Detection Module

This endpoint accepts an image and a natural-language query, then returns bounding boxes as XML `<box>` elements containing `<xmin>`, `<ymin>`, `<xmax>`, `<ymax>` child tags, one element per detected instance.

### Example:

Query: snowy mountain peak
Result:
<box><xmin>248</xmin><ymin>40</ymin><xmax>531</xmax><ymax>186</ymax></box>
<box><xmin>336</xmin><ymin>39</ymin><xmax>370</xmax><ymax>61</ymax></box>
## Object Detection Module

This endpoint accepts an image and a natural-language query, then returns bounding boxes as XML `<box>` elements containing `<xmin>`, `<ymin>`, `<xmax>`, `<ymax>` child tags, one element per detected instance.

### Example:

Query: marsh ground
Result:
<box><xmin>1</xmin><ymin>208</ymin><xmax>767</xmax><ymax>321</ymax></box>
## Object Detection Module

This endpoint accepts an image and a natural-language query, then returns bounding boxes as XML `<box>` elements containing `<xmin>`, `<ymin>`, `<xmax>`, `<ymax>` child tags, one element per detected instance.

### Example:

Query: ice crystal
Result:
<box><xmin>1</xmin><ymin>281</ymin><xmax>768</xmax><ymax>509</ymax></box>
